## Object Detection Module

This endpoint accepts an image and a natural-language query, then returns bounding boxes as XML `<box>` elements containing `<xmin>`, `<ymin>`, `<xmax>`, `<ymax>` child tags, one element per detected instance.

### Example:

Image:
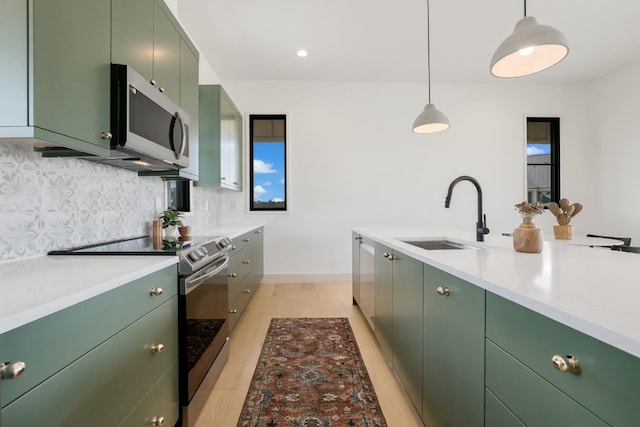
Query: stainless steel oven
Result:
<box><xmin>178</xmin><ymin>249</ymin><xmax>230</xmax><ymax>427</ymax></box>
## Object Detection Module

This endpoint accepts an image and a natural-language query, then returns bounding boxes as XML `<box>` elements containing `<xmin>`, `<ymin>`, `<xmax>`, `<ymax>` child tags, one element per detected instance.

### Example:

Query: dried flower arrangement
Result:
<box><xmin>515</xmin><ymin>201</ymin><xmax>545</xmax><ymax>219</ymax></box>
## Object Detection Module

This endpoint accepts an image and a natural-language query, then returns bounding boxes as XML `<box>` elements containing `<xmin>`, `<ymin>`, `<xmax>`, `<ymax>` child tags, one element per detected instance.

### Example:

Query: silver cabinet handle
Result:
<box><xmin>1</xmin><ymin>361</ymin><xmax>26</xmax><ymax>380</ymax></box>
<box><xmin>242</xmin><ymin>259</ymin><xmax>251</xmax><ymax>264</ymax></box>
<box><xmin>255</xmin><ymin>229</ymin><xmax>262</xmax><ymax>234</ymax></box>
<box><xmin>151</xmin><ymin>344</ymin><xmax>165</xmax><ymax>353</ymax></box>
<box><xmin>151</xmin><ymin>416</ymin><xmax>165</xmax><ymax>426</ymax></box>
<box><xmin>150</xmin><ymin>287</ymin><xmax>164</xmax><ymax>297</ymax></box>
<box><xmin>101</xmin><ymin>131</ymin><xmax>112</xmax><ymax>140</ymax></box>
<box><xmin>229</xmin><ymin>273</ymin><xmax>237</xmax><ymax>278</ymax></box>
<box><xmin>552</xmin><ymin>354</ymin><xmax>581</xmax><ymax>374</ymax></box>
<box><xmin>158</xmin><ymin>87</ymin><xmax>165</xmax><ymax>93</ymax></box>
<box><xmin>243</xmin><ymin>238</ymin><xmax>250</xmax><ymax>242</ymax></box>
<box><xmin>230</xmin><ymin>309</ymin><xmax>238</xmax><ymax>314</ymax></box>
<box><xmin>243</xmin><ymin>289</ymin><xmax>251</xmax><ymax>293</ymax></box>
<box><xmin>436</xmin><ymin>286</ymin><xmax>450</xmax><ymax>296</ymax></box>
<box><xmin>383</xmin><ymin>252</ymin><xmax>390</xmax><ymax>258</ymax></box>
<box><xmin>149</xmin><ymin>79</ymin><xmax>156</xmax><ymax>86</ymax></box>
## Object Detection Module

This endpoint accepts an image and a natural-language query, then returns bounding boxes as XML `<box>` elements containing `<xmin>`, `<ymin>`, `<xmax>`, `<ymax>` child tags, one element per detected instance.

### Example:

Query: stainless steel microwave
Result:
<box><xmin>106</xmin><ymin>64</ymin><xmax>190</xmax><ymax>171</ymax></box>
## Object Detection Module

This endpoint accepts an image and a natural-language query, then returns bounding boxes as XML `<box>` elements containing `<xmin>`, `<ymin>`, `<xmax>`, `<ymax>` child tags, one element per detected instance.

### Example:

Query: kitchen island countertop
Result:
<box><xmin>355</xmin><ymin>227</ymin><xmax>640</xmax><ymax>358</ymax></box>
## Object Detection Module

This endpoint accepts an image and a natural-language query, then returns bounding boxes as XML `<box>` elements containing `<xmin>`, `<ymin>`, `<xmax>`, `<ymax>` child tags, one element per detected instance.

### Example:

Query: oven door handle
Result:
<box><xmin>184</xmin><ymin>256</ymin><xmax>229</xmax><ymax>294</ymax></box>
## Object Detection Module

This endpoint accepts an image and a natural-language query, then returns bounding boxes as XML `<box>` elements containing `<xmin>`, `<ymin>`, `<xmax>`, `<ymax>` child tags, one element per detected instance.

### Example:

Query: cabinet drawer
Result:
<box><xmin>228</xmin><ymin>286</ymin><xmax>252</xmax><ymax>331</ymax></box>
<box><xmin>0</xmin><ymin>265</ymin><xmax>177</xmax><ymax>407</ymax></box>
<box><xmin>228</xmin><ymin>247</ymin><xmax>251</xmax><ymax>291</ymax></box>
<box><xmin>231</xmin><ymin>232</ymin><xmax>252</xmax><ymax>253</ymax></box>
<box><xmin>486</xmin><ymin>340</ymin><xmax>607</xmax><ymax>426</ymax></box>
<box><xmin>486</xmin><ymin>293</ymin><xmax>640</xmax><ymax>426</ymax></box>
<box><xmin>1</xmin><ymin>297</ymin><xmax>178</xmax><ymax>426</ymax></box>
<box><xmin>485</xmin><ymin>388</ymin><xmax>525</xmax><ymax>427</ymax></box>
<box><xmin>120</xmin><ymin>360</ymin><xmax>179</xmax><ymax>427</ymax></box>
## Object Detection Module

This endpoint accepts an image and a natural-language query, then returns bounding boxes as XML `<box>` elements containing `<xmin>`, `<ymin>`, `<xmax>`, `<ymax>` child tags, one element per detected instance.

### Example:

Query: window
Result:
<box><xmin>166</xmin><ymin>179</ymin><xmax>192</xmax><ymax>212</ymax></box>
<box><xmin>526</xmin><ymin>117</ymin><xmax>560</xmax><ymax>205</ymax></box>
<box><xmin>249</xmin><ymin>114</ymin><xmax>287</xmax><ymax>211</ymax></box>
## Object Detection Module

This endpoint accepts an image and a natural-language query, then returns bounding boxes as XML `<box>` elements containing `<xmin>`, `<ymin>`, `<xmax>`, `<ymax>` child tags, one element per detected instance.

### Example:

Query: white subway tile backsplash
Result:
<box><xmin>0</xmin><ymin>141</ymin><xmax>222</xmax><ymax>261</ymax></box>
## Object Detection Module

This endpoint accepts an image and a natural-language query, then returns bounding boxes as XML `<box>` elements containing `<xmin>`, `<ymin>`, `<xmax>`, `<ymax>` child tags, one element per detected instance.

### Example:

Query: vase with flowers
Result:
<box><xmin>513</xmin><ymin>201</ymin><xmax>545</xmax><ymax>253</ymax></box>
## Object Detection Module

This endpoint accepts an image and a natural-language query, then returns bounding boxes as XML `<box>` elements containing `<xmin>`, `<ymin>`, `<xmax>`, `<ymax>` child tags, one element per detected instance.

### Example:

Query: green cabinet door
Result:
<box><xmin>111</xmin><ymin>0</ymin><xmax>154</xmax><ymax>80</ymax></box>
<box><xmin>373</xmin><ymin>243</ymin><xmax>393</xmax><ymax>363</ymax></box>
<box><xmin>422</xmin><ymin>263</ymin><xmax>485</xmax><ymax>427</ymax></box>
<box><xmin>152</xmin><ymin>0</ymin><xmax>181</xmax><ymax>104</ymax></box>
<box><xmin>32</xmin><ymin>0</ymin><xmax>111</xmax><ymax>155</ymax></box>
<box><xmin>391</xmin><ymin>252</ymin><xmax>423</xmax><ymax>415</ymax></box>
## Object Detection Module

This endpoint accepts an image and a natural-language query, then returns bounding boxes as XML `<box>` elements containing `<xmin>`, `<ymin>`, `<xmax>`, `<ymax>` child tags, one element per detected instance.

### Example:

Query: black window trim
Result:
<box><xmin>527</xmin><ymin>116</ymin><xmax>560</xmax><ymax>205</ymax></box>
<box><xmin>249</xmin><ymin>114</ymin><xmax>287</xmax><ymax>212</ymax></box>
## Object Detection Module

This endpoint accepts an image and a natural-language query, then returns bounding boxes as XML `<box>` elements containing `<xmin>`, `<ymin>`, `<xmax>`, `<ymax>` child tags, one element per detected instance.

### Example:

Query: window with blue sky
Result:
<box><xmin>250</xmin><ymin>115</ymin><xmax>287</xmax><ymax>211</ymax></box>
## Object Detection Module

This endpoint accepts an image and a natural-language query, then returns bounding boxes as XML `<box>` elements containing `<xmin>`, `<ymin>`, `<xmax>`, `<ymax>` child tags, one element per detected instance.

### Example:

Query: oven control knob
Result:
<box><xmin>201</xmin><ymin>247</ymin><xmax>209</xmax><ymax>255</ymax></box>
<box><xmin>189</xmin><ymin>252</ymin><xmax>201</xmax><ymax>261</ymax></box>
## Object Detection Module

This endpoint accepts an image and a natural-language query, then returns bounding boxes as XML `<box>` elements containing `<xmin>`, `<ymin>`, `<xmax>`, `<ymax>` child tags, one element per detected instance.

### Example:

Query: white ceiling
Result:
<box><xmin>177</xmin><ymin>0</ymin><xmax>640</xmax><ymax>85</ymax></box>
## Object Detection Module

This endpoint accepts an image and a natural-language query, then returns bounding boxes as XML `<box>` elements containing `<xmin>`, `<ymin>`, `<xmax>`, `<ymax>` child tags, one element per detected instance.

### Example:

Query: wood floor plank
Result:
<box><xmin>193</xmin><ymin>282</ymin><xmax>424</xmax><ymax>427</ymax></box>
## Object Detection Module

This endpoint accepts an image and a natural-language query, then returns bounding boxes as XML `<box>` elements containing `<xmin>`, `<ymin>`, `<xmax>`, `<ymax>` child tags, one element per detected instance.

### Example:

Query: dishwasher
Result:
<box><xmin>358</xmin><ymin>241</ymin><xmax>375</xmax><ymax>331</ymax></box>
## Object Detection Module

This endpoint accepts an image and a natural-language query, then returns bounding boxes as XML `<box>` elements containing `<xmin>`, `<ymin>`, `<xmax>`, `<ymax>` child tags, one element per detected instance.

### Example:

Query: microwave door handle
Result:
<box><xmin>174</xmin><ymin>111</ymin><xmax>187</xmax><ymax>158</ymax></box>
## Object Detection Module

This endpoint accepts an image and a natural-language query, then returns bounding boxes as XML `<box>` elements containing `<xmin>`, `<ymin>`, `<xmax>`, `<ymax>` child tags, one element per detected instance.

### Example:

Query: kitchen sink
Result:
<box><xmin>401</xmin><ymin>239</ymin><xmax>469</xmax><ymax>250</ymax></box>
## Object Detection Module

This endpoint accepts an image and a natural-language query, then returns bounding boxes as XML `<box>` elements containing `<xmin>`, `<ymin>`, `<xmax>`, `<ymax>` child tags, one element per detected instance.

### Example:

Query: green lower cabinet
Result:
<box><xmin>486</xmin><ymin>292</ymin><xmax>640</xmax><ymax>426</ymax></box>
<box><xmin>391</xmin><ymin>252</ymin><xmax>423</xmax><ymax>414</ymax></box>
<box><xmin>1</xmin><ymin>297</ymin><xmax>178</xmax><ymax>427</ymax></box>
<box><xmin>485</xmin><ymin>388</ymin><xmax>525</xmax><ymax>427</ymax></box>
<box><xmin>422</xmin><ymin>263</ymin><xmax>485</xmax><ymax>427</ymax></box>
<box><xmin>373</xmin><ymin>243</ymin><xmax>393</xmax><ymax>363</ymax></box>
<box><xmin>486</xmin><ymin>340</ymin><xmax>607</xmax><ymax>427</ymax></box>
<box><xmin>121</xmin><ymin>361</ymin><xmax>180</xmax><ymax>427</ymax></box>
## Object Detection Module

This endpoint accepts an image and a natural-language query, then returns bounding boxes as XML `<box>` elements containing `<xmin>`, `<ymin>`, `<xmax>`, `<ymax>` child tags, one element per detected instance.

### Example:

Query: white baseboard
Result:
<box><xmin>260</xmin><ymin>273</ymin><xmax>351</xmax><ymax>284</ymax></box>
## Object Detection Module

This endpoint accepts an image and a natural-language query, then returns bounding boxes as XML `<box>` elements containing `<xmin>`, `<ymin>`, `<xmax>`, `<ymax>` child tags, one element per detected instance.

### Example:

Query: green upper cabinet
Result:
<box><xmin>422</xmin><ymin>263</ymin><xmax>485</xmax><ymax>427</ymax></box>
<box><xmin>0</xmin><ymin>0</ymin><xmax>112</xmax><ymax>156</ymax></box>
<box><xmin>152</xmin><ymin>1</ymin><xmax>181</xmax><ymax>104</ymax></box>
<box><xmin>197</xmin><ymin>85</ymin><xmax>243</xmax><ymax>190</ymax></box>
<box><xmin>111</xmin><ymin>0</ymin><xmax>154</xmax><ymax>81</ymax></box>
<box><xmin>111</xmin><ymin>0</ymin><xmax>181</xmax><ymax>106</ymax></box>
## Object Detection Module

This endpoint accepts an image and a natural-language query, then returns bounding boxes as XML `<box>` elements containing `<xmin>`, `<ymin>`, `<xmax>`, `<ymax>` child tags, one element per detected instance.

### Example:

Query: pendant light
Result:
<box><xmin>490</xmin><ymin>0</ymin><xmax>569</xmax><ymax>78</ymax></box>
<box><xmin>412</xmin><ymin>0</ymin><xmax>449</xmax><ymax>134</ymax></box>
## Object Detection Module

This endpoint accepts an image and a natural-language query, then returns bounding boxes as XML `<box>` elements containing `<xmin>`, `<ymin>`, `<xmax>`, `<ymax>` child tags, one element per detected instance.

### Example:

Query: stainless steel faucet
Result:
<box><xmin>444</xmin><ymin>175</ymin><xmax>490</xmax><ymax>242</ymax></box>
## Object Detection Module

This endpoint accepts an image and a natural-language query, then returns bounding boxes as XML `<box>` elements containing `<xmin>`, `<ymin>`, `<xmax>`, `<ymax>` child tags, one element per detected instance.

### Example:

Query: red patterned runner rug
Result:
<box><xmin>237</xmin><ymin>317</ymin><xmax>387</xmax><ymax>426</ymax></box>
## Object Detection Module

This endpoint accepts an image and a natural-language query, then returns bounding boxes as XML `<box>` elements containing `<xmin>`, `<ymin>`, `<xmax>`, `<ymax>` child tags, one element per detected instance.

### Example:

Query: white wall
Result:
<box><xmin>587</xmin><ymin>60</ymin><xmax>640</xmax><ymax>243</ymax></box>
<box><xmin>218</xmin><ymin>80</ymin><xmax>593</xmax><ymax>280</ymax></box>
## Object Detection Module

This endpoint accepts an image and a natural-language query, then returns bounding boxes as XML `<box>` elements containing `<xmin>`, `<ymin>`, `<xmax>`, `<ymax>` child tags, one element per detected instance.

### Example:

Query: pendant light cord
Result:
<box><xmin>427</xmin><ymin>0</ymin><xmax>431</xmax><ymax>104</ymax></box>
<box><xmin>523</xmin><ymin>0</ymin><xmax>527</xmax><ymax>17</ymax></box>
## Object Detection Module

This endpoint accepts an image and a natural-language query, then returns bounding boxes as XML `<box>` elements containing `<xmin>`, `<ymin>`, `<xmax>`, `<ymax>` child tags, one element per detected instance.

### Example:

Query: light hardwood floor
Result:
<box><xmin>193</xmin><ymin>282</ymin><xmax>424</xmax><ymax>427</ymax></box>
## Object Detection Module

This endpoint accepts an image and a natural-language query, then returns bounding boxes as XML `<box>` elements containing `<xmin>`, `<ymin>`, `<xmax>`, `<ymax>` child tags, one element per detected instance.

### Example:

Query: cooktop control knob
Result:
<box><xmin>189</xmin><ymin>251</ymin><xmax>200</xmax><ymax>261</ymax></box>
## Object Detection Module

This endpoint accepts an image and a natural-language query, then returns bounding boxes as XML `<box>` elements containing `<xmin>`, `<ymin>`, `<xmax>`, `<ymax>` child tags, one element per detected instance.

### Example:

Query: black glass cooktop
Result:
<box><xmin>48</xmin><ymin>235</ymin><xmax>215</xmax><ymax>255</ymax></box>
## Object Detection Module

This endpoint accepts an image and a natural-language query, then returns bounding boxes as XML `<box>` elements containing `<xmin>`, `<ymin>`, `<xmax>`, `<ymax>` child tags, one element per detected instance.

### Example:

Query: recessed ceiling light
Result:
<box><xmin>296</xmin><ymin>49</ymin><xmax>308</xmax><ymax>58</ymax></box>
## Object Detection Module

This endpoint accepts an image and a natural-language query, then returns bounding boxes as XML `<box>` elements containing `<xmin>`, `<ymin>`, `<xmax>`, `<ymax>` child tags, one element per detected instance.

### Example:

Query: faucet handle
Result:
<box><xmin>481</xmin><ymin>214</ymin><xmax>490</xmax><ymax>234</ymax></box>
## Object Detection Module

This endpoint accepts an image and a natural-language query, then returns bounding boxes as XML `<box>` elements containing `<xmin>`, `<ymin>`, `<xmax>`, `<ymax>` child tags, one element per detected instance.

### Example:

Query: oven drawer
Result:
<box><xmin>1</xmin><ymin>297</ymin><xmax>178</xmax><ymax>426</ymax></box>
<box><xmin>0</xmin><ymin>265</ymin><xmax>177</xmax><ymax>408</ymax></box>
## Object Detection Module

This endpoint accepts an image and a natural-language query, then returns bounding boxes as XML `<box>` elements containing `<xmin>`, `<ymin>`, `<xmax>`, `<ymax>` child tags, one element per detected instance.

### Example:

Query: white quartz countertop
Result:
<box><xmin>354</xmin><ymin>227</ymin><xmax>640</xmax><ymax>358</ymax></box>
<box><xmin>0</xmin><ymin>255</ymin><xmax>178</xmax><ymax>334</ymax></box>
<box><xmin>0</xmin><ymin>224</ymin><xmax>263</xmax><ymax>335</ymax></box>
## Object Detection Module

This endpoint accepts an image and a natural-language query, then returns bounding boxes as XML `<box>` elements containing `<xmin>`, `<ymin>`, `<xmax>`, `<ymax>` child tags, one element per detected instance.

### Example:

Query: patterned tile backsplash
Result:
<box><xmin>0</xmin><ymin>141</ymin><xmax>222</xmax><ymax>262</ymax></box>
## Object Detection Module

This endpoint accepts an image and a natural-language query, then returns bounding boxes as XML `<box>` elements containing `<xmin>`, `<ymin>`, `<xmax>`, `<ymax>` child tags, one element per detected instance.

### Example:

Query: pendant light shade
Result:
<box><xmin>490</xmin><ymin>7</ymin><xmax>569</xmax><ymax>78</ymax></box>
<box><xmin>412</xmin><ymin>0</ymin><xmax>449</xmax><ymax>134</ymax></box>
<box><xmin>413</xmin><ymin>103</ymin><xmax>450</xmax><ymax>133</ymax></box>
